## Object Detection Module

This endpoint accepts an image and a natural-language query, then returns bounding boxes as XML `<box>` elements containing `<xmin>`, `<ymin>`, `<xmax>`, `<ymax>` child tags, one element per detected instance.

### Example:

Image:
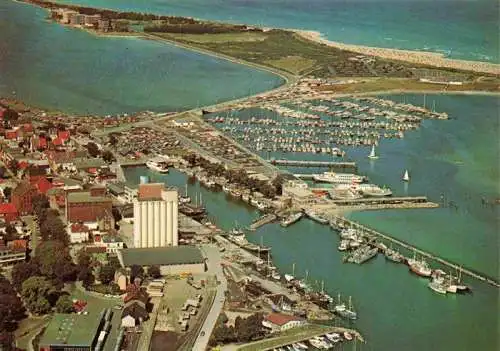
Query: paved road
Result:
<box><xmin>192</xmin><ymin>245</ymin><xmax>228</xmax><ymax>350</ymax></box>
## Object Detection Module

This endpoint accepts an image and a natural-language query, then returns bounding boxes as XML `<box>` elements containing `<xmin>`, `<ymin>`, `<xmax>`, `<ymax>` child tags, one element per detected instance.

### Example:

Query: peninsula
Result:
<box><xmin>19</xmin><ymin>0</ymin><xmax>500</xmax><ymax>96</ymax></box>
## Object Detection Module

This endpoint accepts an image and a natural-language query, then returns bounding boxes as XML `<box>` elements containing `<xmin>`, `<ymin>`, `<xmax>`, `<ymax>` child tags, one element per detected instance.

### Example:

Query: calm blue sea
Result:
<box><xmin>55</xmin><ymin>0</ymin><xmax>499</xmax><ymax>63</ymax></box>
<box><xmin>0</xmin><ymin>0</ymin><xmax>283</xmax><ymax>115</ymax></box>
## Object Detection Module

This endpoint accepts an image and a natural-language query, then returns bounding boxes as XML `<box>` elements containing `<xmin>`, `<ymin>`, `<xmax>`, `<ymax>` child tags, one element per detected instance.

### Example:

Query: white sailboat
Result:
<box><xmin>402</xmin><ymin>169</ymin><xmax>410</xmax><ymax>182</ymax></box>
<box><xmin>368</xmin><ymin>145</ymin><xmax>378</xmax><ymax>160</ymax></box>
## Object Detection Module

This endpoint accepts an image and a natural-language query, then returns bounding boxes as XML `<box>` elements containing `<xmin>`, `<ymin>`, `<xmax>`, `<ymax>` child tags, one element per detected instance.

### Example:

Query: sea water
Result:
<box><xmin>0</xmin><ymin>0</ymin><xmax>284</xmax><ymax>115</ymax></box>
<box><xmin>55</xmin><ymin>0</ymin><xmax>499</xmax><ymax>63</ymax></box>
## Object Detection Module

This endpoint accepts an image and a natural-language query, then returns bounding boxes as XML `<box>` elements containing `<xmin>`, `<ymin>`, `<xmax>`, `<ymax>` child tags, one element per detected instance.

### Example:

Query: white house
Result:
<box><xmin>262</xmin><ymin>313</ymin><xmax>305</xmax><ymax>333</ymax></box>
<box><xmin>67</xmin><ymin>223</ymin><xmax>90</xmax><ymax>244</ymax></box>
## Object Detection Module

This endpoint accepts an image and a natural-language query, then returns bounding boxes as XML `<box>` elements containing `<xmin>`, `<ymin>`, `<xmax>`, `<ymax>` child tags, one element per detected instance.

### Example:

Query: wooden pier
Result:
<box><xmin>268</xmin><ymin>159</ymin><xmax>356</xmax><ymax>168</ymax></box>
<box><xmin>330</xmin><ymin>216</ymin><xmax>500</xmax><ymax>288</ymax></box>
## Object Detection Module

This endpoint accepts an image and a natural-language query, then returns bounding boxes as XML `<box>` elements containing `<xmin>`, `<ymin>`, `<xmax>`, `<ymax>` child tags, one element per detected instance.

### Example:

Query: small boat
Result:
<box><xmin>280</xmin><ymin>212</ymin><xmax>303</xmax><ymax>227</ymax></box>
<box><xmin>402</xmin><ymin>169</ymin><xmax>410</xmax><ymax>182</ymax></box>
<box><xmin>428</xmin><ymin>276</ymin><xmax>447</xmax><ymax>295</ymax></box>
<box><xmin>368</xmin><ymin>144</ymin><xmax>379</xmax><ymax>159</ymax></box>
<box><xmin>343</xmin><ymin>332</ymin><xmax>353</xmax><ymax>341</ymax></box>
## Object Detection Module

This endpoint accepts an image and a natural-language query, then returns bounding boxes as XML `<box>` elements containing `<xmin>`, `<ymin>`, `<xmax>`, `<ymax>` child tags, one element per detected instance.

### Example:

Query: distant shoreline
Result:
<box><xmin>294</xmin><ymin>30</ymin><xmax>500</xmax><ymax>75</ymax></box>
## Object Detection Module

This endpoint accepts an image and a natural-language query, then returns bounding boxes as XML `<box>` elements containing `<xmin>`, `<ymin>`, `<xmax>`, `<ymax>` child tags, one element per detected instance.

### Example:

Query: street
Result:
<box><xmin>192</xmin><ymin>245</ymin><xmax>228</xmax><ymax>350</ymax></box>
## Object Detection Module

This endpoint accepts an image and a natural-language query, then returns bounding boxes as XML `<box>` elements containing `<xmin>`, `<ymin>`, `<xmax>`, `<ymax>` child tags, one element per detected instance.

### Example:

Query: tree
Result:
<box><xmin>2</xmin><ymin>187</ymin><xmax>11</xmax><ymax>201</ymax></box>
<box><xmin>32</xmin><ymin>194</ymin><xmax>50</xmax><ymax>219</ymax></box>
<box><xmin>21</xmin><ymin>276</ymin><xmax>55</xmax><ymax>315</ymax></box>
<box><xmin>98</xmin><ymin>265</ymin><xmax>115</xmax><ymax>285</ymax></box>
<box><xmin>272</xmin><ymin>174</ymin><xmax>285</xmax><ymax>196</ymax></box>
<box><xmin>0</xmin><ymin>331</ymin><xmax>15</xmax><ymax>351</ymax></box>
<box><xmin>40</xmin><ymin>214</ymin><xmax>68</xmax><ymax>245</ymax></box>
<box><xmin>0</xmin><ymin>167</ymin><xmax>5</xmax><ymax>179</ymax></box>
<box><xmin>130</xmin><ymin>265</ymin><xmax>144</xmax><ymax>281</ymax></box>
<box><xmin>76</xmin><ymin>248</ymin><xmax>92</xmax><ymax>268</ymax></box>
<box><xmin>108</xmin><ymin>134</ymin><xmax>118</xmax><ymax>147</ymax></box>
<box><xmin>0</xmin><ymin>275</ymin><xmax>25</xmax><ymax>331</ymax></box>
<box><xmin>35</xmin><ymin>241</ymin><xmax>72</xmax><ymax>278</ymax></box>
<box><xmin>86</xmin><ymin>142</ymin><xmax>100</xmax><ymax>158</ymax></box>
<box><xmin>77</xmin><ymin>266</ymin><xmax>95</xmax><ymax>289</ymax></box>
<box><xmin>11</xmin><ymin>262</ymin><xmax>40</xmax><ymax>290</ymax></box>
<box><xmin>3</xmin><ymin>224</ymin><xmax>18</xmax><ymax>242</ymax></box>
<box><xmin>148</xmin><ymin>265</ymin><xmax>161</xmax><ymax>279</ymax></box>
<box><xmin>102</xmin><ymin>150</ymin><xmax>115</xmax><ymax>163</ymax></box>
<box><xmin>111</xmin><ymin>207</ymin><xmax>122</xmax><ymax>225</ymax></box>
<box><xmin>55</xmin><ymin>295</ymin><xmax>74</xmax><ymax>313</ymax></box>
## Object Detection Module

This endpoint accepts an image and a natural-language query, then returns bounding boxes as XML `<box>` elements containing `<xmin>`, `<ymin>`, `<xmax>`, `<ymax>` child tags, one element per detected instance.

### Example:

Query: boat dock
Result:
<box><xmin>330</xmin><ymin>216</ymin><xmax>500</xmax><ymax>288</ymax></box>
<box><xmin>249</xmin><ymin>214</ymin><xmax>277</xmax><ymax>230</ymax></box>
<box><xmin>268</xmin><ymin>159</ymin><xmax>356</xmax><ymax>169</ymax></box>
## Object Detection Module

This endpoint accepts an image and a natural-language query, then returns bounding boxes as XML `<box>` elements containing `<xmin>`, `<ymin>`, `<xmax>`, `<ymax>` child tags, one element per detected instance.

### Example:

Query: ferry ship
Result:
<box><xmin>357</xmin><ymin>184</ymin><xmax>392</xmax><ymax>197</ymax></box>
<box><xmin>313</xmin><ymin>172</ymin><xmax>366</xmax><ymax>184</ymax></box>
<box><xmin>146</xmin><ymin>158</ymin><xmax>169</xmax><ymax>173</ymax></box>
<box><xmin>304</xmin><ymin>209</ymin><xmax>329</xmax><ymax>224</ymax></box>
<box><xmin>280</xmin><ymin>212</ymin><xmax>303</xmax><ymax>227</ymax></box>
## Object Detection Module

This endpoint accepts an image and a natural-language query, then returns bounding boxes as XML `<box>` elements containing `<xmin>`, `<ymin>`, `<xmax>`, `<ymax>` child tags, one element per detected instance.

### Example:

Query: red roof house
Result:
<box><xmin>57</xmin><ymin>130</ymin><xmax>70</xmax><ymax>142</ymax></box>
<box><xmin>34</xmin><ymin>177</ymin><xmax>53</xmax><ymax>195</ymax></box>
<box><xmin>0</xmin><ymin>203</ymin><xmax>19</xmax><ymax>222</ymax></box>
<box><xmin>262</xmin><ymin>313</ymin><xmax>305</xmax><ymax>332</ymax></box>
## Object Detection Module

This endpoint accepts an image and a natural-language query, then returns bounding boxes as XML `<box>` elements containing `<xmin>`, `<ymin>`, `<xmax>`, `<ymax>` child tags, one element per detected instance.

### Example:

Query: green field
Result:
<box><xmin>146</xmin><ymin>29</ymin><xmax>482</xmax><ymax>81</ymax></box>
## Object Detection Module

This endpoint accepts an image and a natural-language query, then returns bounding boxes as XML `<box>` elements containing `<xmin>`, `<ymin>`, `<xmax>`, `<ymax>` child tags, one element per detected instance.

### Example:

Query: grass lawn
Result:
<box><xmin>264</xmin><ymin>56</ymin><xmax>316</xmax><ymax>75</ymax></box>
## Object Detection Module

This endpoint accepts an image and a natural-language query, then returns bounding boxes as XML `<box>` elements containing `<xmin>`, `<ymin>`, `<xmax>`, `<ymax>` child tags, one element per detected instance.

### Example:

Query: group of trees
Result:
<box><xmin>0</xmin><ymin>274</ymin><xmax>25</xmax><ymax>350</ymax></box>
<box><xmin>86</xmin><ymin>142</ymin><xmax>115</xmax><ymax>163</ymax></box>
<box><xmin>210</xmin><ymin>313</ymin><xmax>265</xmax><ymax>346</ymax></box>
<box><xmin>144</xmin><ymin>22</ymin><xmax>254</xmax><ymax>35</ymax></box>
<box><xmin>183</xmin><ymin>153</ymin><xmax>281</xmax><ymax>198</ymax></box>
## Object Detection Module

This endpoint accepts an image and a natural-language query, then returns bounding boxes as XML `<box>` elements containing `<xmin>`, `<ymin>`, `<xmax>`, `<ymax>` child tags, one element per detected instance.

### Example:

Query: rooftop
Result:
<box><xmin>67</xmin><ymin>191</ymin><xmax>111</xmax><ymax>204</ymax></box>
<box><xmin>120</xmin><ymin>246</ymin><xmax>204</xmax><ymax>267</ymax></box>
<box><xmin>265</xmin><ymin>313</ymin><xmax>302</xmax><ymax>326</ymax></box>
<box><xmin>39</xmin><ymin>313</ymin><xmax>102</xmax><ymax>347</ymax></box>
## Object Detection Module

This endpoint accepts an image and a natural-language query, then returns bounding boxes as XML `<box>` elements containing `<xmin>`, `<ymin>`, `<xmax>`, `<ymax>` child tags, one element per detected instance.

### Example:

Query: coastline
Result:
<box><xmin>294</xmin><ymin>30</ymin><xmax>500</xmax><ymax>75</ymax></box>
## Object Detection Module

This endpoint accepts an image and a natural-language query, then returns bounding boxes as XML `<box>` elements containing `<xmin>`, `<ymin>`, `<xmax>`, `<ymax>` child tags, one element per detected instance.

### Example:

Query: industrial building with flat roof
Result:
<box><xmin>38</xmin><ymin>312</ymin><xmax>107</xmax><ymax>351</ymax></box>
<box><xmin>117</xmin><ymin>246</ymin><xmax>205</xmax><ymax>275</ymax></box>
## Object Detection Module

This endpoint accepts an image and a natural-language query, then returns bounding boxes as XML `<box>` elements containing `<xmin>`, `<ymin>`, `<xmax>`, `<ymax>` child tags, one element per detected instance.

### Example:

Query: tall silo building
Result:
<box><xmin>133</xmin><ymin>182</ymin><xmax>178</xmax><ymax>248</ymax></box>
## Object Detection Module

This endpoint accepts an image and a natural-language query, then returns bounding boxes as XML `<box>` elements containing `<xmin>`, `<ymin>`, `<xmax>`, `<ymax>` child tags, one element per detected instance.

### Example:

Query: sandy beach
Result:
<box><xmin>295</xmin><ymin>30</ymin><xmax>500</xmax><ymax>75</ymax></box>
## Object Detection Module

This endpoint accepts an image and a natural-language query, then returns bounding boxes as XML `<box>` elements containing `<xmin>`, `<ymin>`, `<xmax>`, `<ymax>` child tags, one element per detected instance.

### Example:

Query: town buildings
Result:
<box><xmin>133</xmin><ymin>183</ymin><xmax>178</xmax><ymax>248</ymax></box>
<box><xmin>0</xmin><ymin>240</ymin><xmax>26</xmax><ymax>266</ymax></box>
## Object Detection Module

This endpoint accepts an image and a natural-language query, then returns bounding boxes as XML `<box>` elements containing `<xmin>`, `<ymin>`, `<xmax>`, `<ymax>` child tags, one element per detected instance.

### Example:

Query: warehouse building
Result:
<box><xmin>117</xmin><ymin>246</ymin><xmax>205</xmax><ymax>275</ymax></box>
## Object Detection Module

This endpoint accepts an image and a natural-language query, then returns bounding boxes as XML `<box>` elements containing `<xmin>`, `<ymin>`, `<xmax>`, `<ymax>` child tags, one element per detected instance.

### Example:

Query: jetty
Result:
<box><xmin>249</xmin><ymin>214</ymin><xmax>277</xmax><ymax>230</ymax></box>
<box><xmin>269</xmin><ymin>159</ymin><xmax>356</xmax><ymax>168</ymax></box>
<box><xmin>330</xmin><ymin>216</ymin><xmax>500</xmax><ymax>288</ymax></box>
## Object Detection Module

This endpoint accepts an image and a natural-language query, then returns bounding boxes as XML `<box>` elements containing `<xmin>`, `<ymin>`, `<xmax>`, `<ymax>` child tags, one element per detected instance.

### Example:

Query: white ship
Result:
<box><xmin>368</xmin><ymin>144</ymin><xmax>379</xmax><ymax>159</ymax></box>
<box><xmin>313</xmin><ymin>172</ymin><xmax>366</xmax><ymax>184</ymax></box>
<box><xmin>357</xmin><ymin>184</ymin><xmax>392</xmax><ymax>197</ymax></box>
<box><xmin>146</xmin><ymin>157</ymin><xmax>169</xmax><ymax>173</ymax></box>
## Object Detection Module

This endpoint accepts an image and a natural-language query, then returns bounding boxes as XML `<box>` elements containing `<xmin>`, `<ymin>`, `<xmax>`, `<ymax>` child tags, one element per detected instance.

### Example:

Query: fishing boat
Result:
<box><xmin>368</xmin><ymin>144</ymin><xmax>379</xmax><ymax>159</ymax></box>
<box><xmin>407</xmin><ymin>252</ymin><xmax>432</xmax><ymax>277</ymax></box>
<box><xmin>402</xmin><ymin>169</ymin><xmax>410</xmax><ymax>182</ymax></box>
<box><xmin>428</xmin><ymin>276</ymin><xmax>448</xmax><ymax>294</ymax></box>
<box><xmin>280</xmin><ymin>212</ymin><xmax>303</xmax><ymax>227</ymax></box>
<box><xmin>384</xmin><ymin>246</ymin><xmax>405</xmax><ymax>263</ymax></box>
<box><xmin>333</xmin><ymin>294</ymin><xmax>357</xmax><ymax>320</ymax></box>
<box><xmin>304</xmin><ymin>209</ymin><xmax>329</xmax><ymax>224</ymax></box>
